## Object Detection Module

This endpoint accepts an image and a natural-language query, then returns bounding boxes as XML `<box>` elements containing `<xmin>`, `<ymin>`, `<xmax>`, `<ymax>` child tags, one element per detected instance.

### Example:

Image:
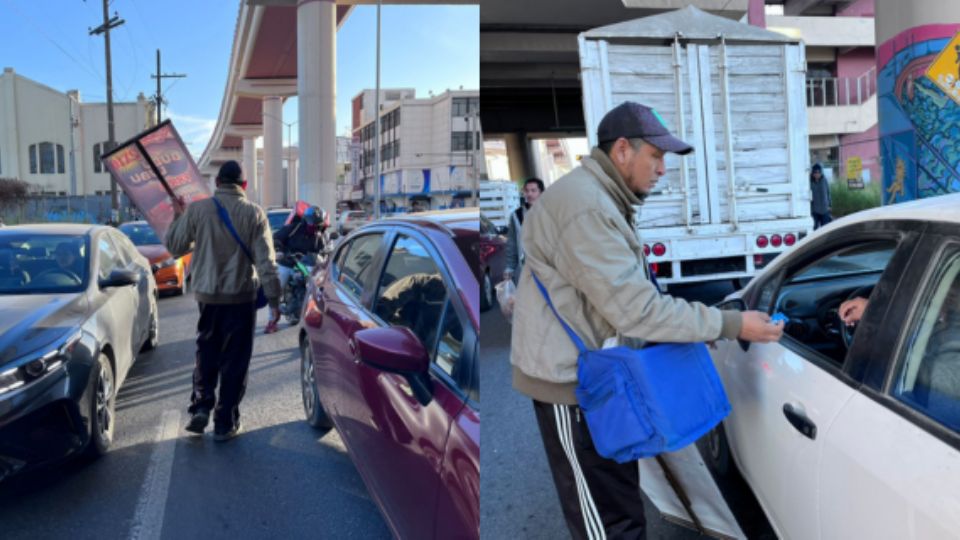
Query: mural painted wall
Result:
<box><xmin>878</xmin><ymin>24</ymin><xmax>960</xmax><ymax>204</ymax></box>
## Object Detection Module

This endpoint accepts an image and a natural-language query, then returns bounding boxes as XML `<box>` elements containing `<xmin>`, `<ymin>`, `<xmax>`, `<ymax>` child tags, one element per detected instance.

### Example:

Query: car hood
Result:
<box><xmin>0</xmin><ymin>293</ymin><xmax>88</xmax><ymax>367</ymax></box>
<box><xmin>136</xmin><ymin>244</ymin><xmax>171</xmax><ymax>263</ymax></box>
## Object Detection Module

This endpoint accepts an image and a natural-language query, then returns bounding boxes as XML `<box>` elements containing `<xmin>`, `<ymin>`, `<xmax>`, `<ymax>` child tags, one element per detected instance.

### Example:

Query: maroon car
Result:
<box><xmin>479</xmin><ymin>213</ymin><xmax>506</xmax><ymax>311</ymax></box>
<box><xmin>299</xmin><ymin>209</ymin><xmax>479</xmax><ymax>539</ymax></box>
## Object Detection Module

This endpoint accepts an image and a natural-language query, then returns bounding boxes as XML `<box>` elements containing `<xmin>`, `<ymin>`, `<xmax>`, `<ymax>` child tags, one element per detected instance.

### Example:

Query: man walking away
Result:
<box><xmin>505</xmin><ymin>177</ymin><xmax>544</xmax><ymax>285</ymax></box>
<box><xmin>166</xmin><ymin>160</ymin><xmax>282</xmax><ymax>442</ymax></box>
<box><xmin>511</xmin><ymin>102</ymin><xmax>784</xmax><ymax>539</ymax></box>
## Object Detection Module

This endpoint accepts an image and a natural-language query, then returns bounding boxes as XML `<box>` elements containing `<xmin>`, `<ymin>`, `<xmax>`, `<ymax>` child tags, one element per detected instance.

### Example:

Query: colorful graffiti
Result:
<box><xmin>878</xmin><ymin>25</ymin><xmax>960</xmax><ymax>203</ymax></box>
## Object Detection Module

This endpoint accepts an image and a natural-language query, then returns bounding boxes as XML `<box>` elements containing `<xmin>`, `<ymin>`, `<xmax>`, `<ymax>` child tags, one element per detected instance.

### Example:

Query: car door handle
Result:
<box><xmin>783</xmin><ymin>403</ymin><xmax>817</xmax><ymax>440</ymax></box>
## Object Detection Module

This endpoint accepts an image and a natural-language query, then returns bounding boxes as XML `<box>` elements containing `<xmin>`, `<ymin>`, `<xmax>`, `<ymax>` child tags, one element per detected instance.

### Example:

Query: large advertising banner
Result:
<box><xmin>878</xmin><ymin>25</ymin><xmax>960</xmax><ymax>204</ymax></box>
<box><xmin>101</xmin><ymin>121</ymin><xmax>212</xmax><ymax>241</ymax></box>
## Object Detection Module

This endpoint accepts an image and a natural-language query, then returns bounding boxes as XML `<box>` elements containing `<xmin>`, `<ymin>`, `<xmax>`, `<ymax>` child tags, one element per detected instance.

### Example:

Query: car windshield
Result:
<box><xmin>791</xmin><ymin>242</ymin><xmax>896</xmax><ymax>281</ymax></box>
<box><xmin>119</xmin><ymin>223</ymin><xmax>161</xmax><ymax>246</ymax></box>
<box><xmin>0</xmin><ymin>233</ymin><xmax>89</xmax><ymax>294</ymax></box>
<box><xmin>268</xmin><ymin>211</ymin><xmax>290</xmax><ymax>232</ymax></box>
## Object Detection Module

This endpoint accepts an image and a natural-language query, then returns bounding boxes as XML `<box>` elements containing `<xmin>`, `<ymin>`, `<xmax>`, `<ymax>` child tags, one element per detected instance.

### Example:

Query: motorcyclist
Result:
<box><xmin>273</xmin><ymin>206</ymin><xmax>328</xmax><ymax>324</ymax></box>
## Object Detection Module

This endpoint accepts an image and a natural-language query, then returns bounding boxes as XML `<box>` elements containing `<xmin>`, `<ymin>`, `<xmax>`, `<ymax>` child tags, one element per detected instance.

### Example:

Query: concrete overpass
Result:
<box><xmin>200</xmin><ymin>0</ymin><xmax>472</xmax><ymax>212</ymax></box>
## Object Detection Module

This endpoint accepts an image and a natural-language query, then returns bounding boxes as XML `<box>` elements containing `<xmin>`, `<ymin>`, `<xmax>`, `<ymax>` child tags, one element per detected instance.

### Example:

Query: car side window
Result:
<box><xmin>433</xmin><ymin>300</ymin><xmax>464</xmax><ymax>378</ymax></box>
<box><xmin>771</xmin><ymin>240</ymin><xmax>898</xmax><ymax>366</ymax></box>
<box><xmin>337</xmin><ymin>234</ymin><xmax>383</xmax><ymax>299</ymax></box>
<box><xmin>373</xmin><ymin>235</ymin><xmax>449</xmax><ymax>365</ymax></box>
<box><xmin>893</xmin><ymin>251</ymin><xmax>960</xmax><ymax>433</ymax></box>
<box><xmin>97</xmin><ymin>235</ymin><xmax>123</xmax><ymax>280</ymax></box>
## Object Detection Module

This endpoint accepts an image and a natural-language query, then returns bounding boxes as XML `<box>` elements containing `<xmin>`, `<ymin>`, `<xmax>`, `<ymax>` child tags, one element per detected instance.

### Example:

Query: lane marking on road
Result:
<box><xmin>128</xmin><ymin>409</ymin><xmax>180</xmax><ymax>540</ymax></box>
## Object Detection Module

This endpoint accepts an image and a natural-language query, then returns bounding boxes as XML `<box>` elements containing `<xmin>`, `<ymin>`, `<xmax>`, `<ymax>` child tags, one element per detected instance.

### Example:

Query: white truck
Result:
<box><xmin>578</xmin><ymin>6</ymin><xmax>813</xmax><ymax>286</ymax></box>
<box><xmin>479</xmin><ymin>180</ymin><xmax>521</xmax><ymax>229</ymax></box>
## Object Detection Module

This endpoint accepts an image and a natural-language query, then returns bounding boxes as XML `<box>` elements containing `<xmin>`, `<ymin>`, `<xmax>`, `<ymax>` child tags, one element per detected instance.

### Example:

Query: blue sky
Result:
<box><xmin>0</xmin><ymin>1</ymin><xmax>479</xmax><ymax>156</ymax></box>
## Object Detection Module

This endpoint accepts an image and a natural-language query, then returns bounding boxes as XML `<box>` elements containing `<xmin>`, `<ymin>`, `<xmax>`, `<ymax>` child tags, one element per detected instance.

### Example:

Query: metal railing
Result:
<box><xmin>806</xmin><ymin>67</ymin><xmax>877</xmax><ymax>107</ymax></box>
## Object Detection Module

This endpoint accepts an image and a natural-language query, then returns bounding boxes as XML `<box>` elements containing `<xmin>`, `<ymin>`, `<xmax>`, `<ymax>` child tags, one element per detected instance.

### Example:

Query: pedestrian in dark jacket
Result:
<box><xmin>810</xmin><ymin>163</ymin><xmax>832</xmax><ymax>229</ymax></box>
<box><xmin>504</xmin><ymin>178</ymin><xmax>544</xmax><ymax>286</ymax></box>
<box><xmin>166</xmin><ymin>160</ymin><xmax>281</xmax><ymax>442</ymax></box>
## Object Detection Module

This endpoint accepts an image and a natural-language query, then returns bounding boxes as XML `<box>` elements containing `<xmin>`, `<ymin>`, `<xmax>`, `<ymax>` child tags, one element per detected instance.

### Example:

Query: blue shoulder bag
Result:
<box><xmin>532</xmin><ymin>272</ymin><xmax>731</xmax><ymax>462</ymax></box>
<box><xmin>211</xmin><ymin>197</ymin><xmax>269</xmax><ymax>310</ymax></box>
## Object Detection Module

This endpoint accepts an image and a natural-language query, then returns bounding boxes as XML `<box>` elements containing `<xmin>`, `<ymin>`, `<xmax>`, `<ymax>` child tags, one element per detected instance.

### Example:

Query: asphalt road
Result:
<box><xmin>479</xmin><ymin>279</ymin><xmax>775</xmax><ymax>540</ymax></box>
<box><xmin>0</xmin><ymin>292</ymin><xmax>390</xmax><ymax>540</ymax></box>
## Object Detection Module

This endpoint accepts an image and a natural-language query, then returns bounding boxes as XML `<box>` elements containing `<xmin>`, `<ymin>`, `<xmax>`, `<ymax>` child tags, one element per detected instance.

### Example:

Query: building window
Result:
<box><xmin>452</xmin><ymin>97</ymin><xmax>479</xmax><ymax>117</ymax></box>
<box><xmin>29</xmin><ymin>144</ymin><xmax>37</xmax><ymax>174</ymax></box>
<box><xmin>28</xmin><ymin>142</ymin><xmax>66</xmax><ymax>175</ymax></box>
<box><xmin>57</xmin><ymin>144</ymin><xmax>65</xmax><ymax>174</ymax></box>
<box><xmin>40</xmin><ymin>142</ymin><xmax>55</xmax><ymax>174</ymax></box>
<box><xmin>452</xmin><ymin>131</ymin><xmax>479</xmax><ymax>151</ymax></box>
<box><xmin>93</xmin><ymin>141</ymin><xmax>111</xmax><ymax>173</ymax></box>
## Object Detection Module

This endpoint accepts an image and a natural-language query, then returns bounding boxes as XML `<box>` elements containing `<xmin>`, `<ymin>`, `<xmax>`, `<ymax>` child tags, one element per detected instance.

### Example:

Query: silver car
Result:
<box><xmin>0</xmin><ymin>224</ymin><xmax>158</xmax><ymax>481</ymax></box>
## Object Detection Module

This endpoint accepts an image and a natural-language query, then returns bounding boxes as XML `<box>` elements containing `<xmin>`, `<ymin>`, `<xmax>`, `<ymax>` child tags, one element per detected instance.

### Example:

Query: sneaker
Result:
<box><xmin>184</xmin><ymin>410</ymin><xmax>210</xmax><ymax>434</ymax></box>
<box><xmin>213</xmin><ymin>423</ymin><xmax>243</xmax><ymax>442</ymax></box>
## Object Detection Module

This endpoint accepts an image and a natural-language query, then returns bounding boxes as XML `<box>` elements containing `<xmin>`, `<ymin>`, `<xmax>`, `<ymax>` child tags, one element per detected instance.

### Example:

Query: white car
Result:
<box><xmin>699</xmin><ymin>194</ymin><xmax>960</xmax><ymax>539</ymax></box>
<box><xmin>337</xmin><ymin>210</ymin><xmax>371</xmax><ymax>235</ymax></box>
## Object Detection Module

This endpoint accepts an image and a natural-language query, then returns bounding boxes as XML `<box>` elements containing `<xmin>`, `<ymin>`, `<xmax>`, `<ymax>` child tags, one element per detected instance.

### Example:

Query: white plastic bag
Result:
<box><xmin>495</xmin><ymin>279</ymin><xmax>516</xmax><ymax>322</ymax></box>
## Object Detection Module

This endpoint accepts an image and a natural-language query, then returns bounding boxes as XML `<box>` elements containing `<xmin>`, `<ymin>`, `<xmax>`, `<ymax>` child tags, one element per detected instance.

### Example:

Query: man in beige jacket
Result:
<box><xmin>511</xmin><ymin>102</ymin><xmax>783</xmax><ymax>539</ymax></box>
<box><xmin>166</xmin><ymin>160</ymin><xmax>281</xmax><ymax>442</ymax></box>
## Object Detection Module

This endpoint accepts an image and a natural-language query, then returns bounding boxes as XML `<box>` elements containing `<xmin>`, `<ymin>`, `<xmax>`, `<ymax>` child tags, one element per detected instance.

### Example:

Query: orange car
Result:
<box><xmin>118</xmin><ymin>221</ymin><xmax>191</xmax><ymax>295</ymax></box>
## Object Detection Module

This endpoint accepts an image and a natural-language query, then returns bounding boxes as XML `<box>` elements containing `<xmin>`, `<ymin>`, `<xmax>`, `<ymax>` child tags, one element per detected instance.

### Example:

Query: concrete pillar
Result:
<box><xmin>1</xmin><ymin>68</ymin><xmax>23</xmax><ymax>181</ymax></box>
<box><xmin>504</xmin><ymin>132</ymin><xmax>532</xmax><ymax>181</ymax></box>
<box><xmin>262</xmin><ymin>96</ymin><xmax>284</xmax><ymax>208</ymax></box>
<box><xmin>876</xmin><ymin>0</ymin><xmax>960</xmax><ymax>203</ymax></box>
<box><xmin>297</xmin><ymin>0</ymin><xmax>337</xmax><ymax>213</ymax></box>
<box><xmin>242</xmin><ymin>136</ymin><xmax>259</xmax><ymax>205</ymax></box>
<box><xmin>287</xmin><ymin>155</ymin><xmax>299</xmax><ymax>204</ymax></box>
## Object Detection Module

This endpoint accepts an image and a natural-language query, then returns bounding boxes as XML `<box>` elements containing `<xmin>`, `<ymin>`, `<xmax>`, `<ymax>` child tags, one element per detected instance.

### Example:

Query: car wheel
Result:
<box><xmin>85</xmin><ymin>354</ymin><xmax>116</xmax><ymax>458</ymax></box>
<box><xmin>699</xmin><ymin>422</ymin><xmax>732</xmax><ymax>478</ymax></box>
<box><xmin>142</xmin><ymin>303</ymin><xmax>159</xmax><ymax>351</ymax></box>
<box><xmin>480</xmin><ymin>271</ymin><xmax>494</xmax><ymax>312</ymax></box>
<box><xmin>300</xmin><ymin>340</ymin><xmax>332</xmax><ymax>429</ymax></box>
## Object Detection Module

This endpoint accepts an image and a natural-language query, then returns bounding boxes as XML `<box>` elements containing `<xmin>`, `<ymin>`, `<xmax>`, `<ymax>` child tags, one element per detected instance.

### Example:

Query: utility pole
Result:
<box><xmin>373</xmin><ymin>0</ymin><xmax>382</xmax><ymax>221</ymax></box>
<box><xmin>89</xmin><ymin>1</ymin><xmax>124</xmax><ymax>217</ymax></box>
<box><xmin>151</xmin><ymin>49</ymin><xmax>186</xmax><ymax>125</ymax></box>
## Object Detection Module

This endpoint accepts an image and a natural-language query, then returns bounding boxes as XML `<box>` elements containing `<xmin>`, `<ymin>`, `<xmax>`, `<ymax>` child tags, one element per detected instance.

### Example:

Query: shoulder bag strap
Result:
<box><xmin>211</xmin><ymin>197</ymin><xmax>255</xmax><ymax>263</ymax></box>
<box><xmin>530</xmin><ymin>271</ymin><xmax>588</xmax><ymax>354</ymax></box>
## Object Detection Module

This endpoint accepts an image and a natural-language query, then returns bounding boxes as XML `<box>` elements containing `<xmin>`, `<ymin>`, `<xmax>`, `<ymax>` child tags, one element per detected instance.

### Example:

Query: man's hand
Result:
<box><xmin>839</xmin><ymin>297</ymin><xmax>868</xmax><ymax>326</ymax></box>
<box><xmin>738</xmin><ymin>310</ymin><xmax>784</xmax><ymax>343</ymax></box>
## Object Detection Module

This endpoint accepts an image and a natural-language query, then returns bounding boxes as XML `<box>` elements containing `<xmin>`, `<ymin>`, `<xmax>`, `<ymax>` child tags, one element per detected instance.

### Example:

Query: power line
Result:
<box><xmin>151</xmin><ymin>49</ymin><xmax>186</xmax><ymax>124</ymax></box>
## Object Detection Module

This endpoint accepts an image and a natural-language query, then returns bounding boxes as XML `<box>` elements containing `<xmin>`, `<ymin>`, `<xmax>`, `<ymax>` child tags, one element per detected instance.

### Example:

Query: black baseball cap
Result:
<box><xmin>217</xmin><ymin>160</ymin><xmax>243</xmax><ymax>183</ymax></box>
<box><xmin>597</xmin><ymin>102</ymin><xmax>694</xmax><ymax>155</ymax></box>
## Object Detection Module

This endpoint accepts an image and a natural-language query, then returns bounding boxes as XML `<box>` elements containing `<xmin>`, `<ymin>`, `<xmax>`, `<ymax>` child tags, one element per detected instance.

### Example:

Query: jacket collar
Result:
<box><xmin>215</xmin><ymin>184</ymin><xmax>247</xmax><ymax>199</ymax></box>
<box><xmin>581</xmin><ymin>147</ymin><xmax>642</xmax><ymax>222</ymax></box>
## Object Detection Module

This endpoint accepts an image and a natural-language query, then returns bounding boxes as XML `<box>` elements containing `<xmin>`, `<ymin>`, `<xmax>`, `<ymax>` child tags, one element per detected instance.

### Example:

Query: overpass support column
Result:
<box><xmin>297</xmin><ymin>0</ymin><xmax>337</xmax><ymax>213</ymax></box>
<box><xmin>262</xmin><ymin>96</ymin><xmax>284</xmax><ymax>208</ymax></box>
<box><xmin>287</xmin><ymin>155</ymin><xmax>299</xmax><ymax>205</ymax></box>
<box><xmin>504</xmin><ymin>132</ymin><xmax>533</xmax><ymax>181</ymax></box>
<box><xmin>242</xmin><ymin>136</ymin><xmax>260</xmax><ymax>205</ymax></box>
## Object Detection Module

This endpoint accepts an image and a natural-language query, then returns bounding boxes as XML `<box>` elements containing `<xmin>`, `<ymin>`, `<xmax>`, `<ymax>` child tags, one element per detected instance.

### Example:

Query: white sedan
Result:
<box><xmin>701</xmin><ymin>194</ymin><xmax>960</xmax><ymax>539</ymax></box>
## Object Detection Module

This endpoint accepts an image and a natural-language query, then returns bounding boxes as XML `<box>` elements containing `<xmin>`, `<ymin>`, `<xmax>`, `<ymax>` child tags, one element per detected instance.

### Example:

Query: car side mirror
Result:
<box><xmin>99</xmin><ymin>268</ymin><xmax>140</xmax><ymax>289</ymax></box>
<box><xmin>328</xmin><ymin>231</ymin><xmax>340</xmax><ymax>241</ymax></box>
<box><xmin>355</xmin><ymin>327</ymin><xmax>433</xmax><ymax>405</ymax></box>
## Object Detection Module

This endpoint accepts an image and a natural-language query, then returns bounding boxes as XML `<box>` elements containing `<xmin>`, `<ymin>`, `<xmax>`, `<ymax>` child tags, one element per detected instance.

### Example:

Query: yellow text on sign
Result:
<box><xmin>925</xmin><ymin>31</ymin><xmax>960</xmax><ymax>106</ymax></box>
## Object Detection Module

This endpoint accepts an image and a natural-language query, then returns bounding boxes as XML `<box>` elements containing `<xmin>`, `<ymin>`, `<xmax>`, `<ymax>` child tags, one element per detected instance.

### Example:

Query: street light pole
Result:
<box><xmin>373</xmin><ymin>0</ymin><xmax>382</xmax><ymax>221</ymax></box>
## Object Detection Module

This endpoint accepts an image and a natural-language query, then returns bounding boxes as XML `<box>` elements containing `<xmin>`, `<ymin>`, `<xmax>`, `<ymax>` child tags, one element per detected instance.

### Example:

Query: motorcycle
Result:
<box><xmin>278</xmin><ymin>251</ymin><xmax>317</xmax><ymax>325</ymax></box>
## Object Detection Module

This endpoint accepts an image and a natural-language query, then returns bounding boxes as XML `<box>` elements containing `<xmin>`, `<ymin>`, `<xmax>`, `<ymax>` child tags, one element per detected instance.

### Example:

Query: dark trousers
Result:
<box><xmin>533</xmin><ymin>400</ymin><xmax>647</xmax><ymax>540</ymax></box>
<box><xmin>189</xmin><ymin>302</ymin><xmax>257</xmax><ymax>430</ymax></box>
<box><xmin>812</xmin><ymin>211</ymin><xmax>833</xmax><ymax>229</ymax></box>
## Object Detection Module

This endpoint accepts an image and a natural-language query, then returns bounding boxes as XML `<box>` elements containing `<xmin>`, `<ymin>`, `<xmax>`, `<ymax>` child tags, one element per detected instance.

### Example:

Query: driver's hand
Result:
<box><xmin>839</xmin><ymin>297</ymin><xmax>868</xmax><ymax>326</ymax></box>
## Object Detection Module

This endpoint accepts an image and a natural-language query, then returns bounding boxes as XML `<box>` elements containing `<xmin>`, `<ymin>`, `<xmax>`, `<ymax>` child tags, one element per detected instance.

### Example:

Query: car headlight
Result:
<box><xmin>152</xmin><ymin>257</ymin><xmax>178</xmax><ymax>272</ymax></box>
<box><xmin>0</xmin><ymin>330</ymin><xmax>82</xmax><ymax>396</ymax></box>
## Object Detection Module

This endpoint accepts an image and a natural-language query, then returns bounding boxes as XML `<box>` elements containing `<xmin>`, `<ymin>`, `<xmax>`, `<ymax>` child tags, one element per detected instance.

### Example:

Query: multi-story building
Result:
<box><xmin>0</xmin><ymin>67</ymin><xmax>153</xmax><ymax>195</ymax></box>
<box><xmin>351</xmin><ymin>88</ymin><xmax>482</xmax><ymax>213</ymax></box>
<box><xmin>765</xmin><ymin>0</ymin><xmax>879</xmax><ymax>183</ymax></box>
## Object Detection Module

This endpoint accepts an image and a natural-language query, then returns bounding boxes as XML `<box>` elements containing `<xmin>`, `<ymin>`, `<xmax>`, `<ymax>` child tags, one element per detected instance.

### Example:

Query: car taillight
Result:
<box><xmin>771</xmin><ymin>234</ymin><xmax>783</xmax><ymax>248</ymax></box>
<box><xmin>784</xmin><ymin>233</ymin><xmax>797</xmax><ymax>246</ymax></box>
<box><xmin>643</xmin><ymin>244</ymin><xmax>651</xmax><ymax>256</ymax></box>
<box><xmin>652</xmin><ymin>243</ymin><xmax>666</xmax><ymax>257</ymax></box>
<box><xmin>756</xmin><ymin>235</ymin><xmax>769</xmax><ymax>248</ymax></box>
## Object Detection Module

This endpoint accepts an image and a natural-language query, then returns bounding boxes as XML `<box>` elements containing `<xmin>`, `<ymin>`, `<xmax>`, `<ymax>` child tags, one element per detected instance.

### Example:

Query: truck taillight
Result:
<box><xmin>771</xmin><ymin>234</ymin><xmax>783</xmax><ymax>248</ymax></box>
<box><xmin>756</xmin><ymin>235</ymin><xmax>769</xmax><ymax>248</ymax></box>
<box><xmin>643</xmin><ymin>244</ymin><xmax>651</xmax><ymax>257</ymax></box>
<box><xmin>784</xmin><ymin>233</ymin><xmax>796</xmax><ymax>246</ymax></box>
<box><xmin>652</xmin><ymin>243</ymin><xmax>666</xmax><ymax>257</ymax></box>
<box><xmin>650</xmin><ymin>262</ymin><xmax>659</xmax><ymax>275</ymax></box>
<box><xmin>754</xmin><ymin>254</ymin><xmax>765</xmax><ymax>267</ymax></box>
